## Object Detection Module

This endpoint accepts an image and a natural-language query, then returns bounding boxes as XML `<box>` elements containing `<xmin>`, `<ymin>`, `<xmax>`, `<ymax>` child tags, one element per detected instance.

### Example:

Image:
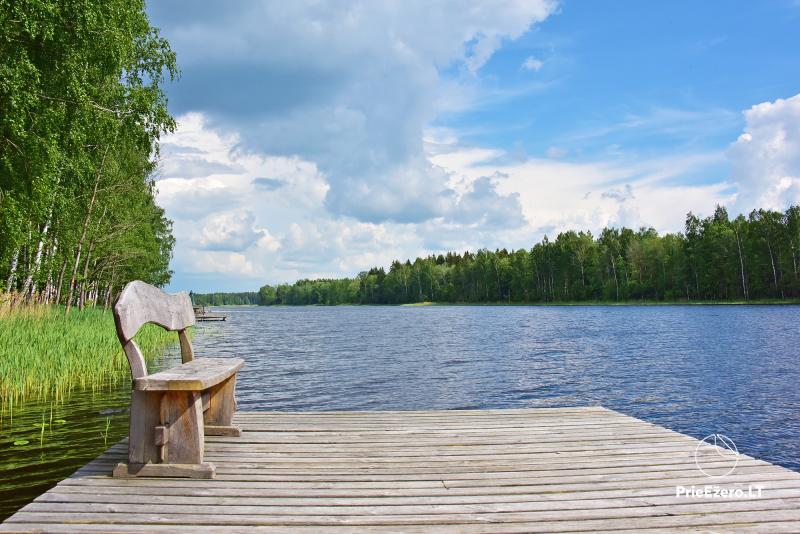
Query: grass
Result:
<box><xmin>0</xmin><ymin>297</ymin><xmax>178</xmax><ymax>407</ymax></box>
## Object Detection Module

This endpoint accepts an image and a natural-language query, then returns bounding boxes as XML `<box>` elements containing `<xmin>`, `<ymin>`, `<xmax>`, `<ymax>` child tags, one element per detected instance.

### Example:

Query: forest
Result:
<box><xmin>0</xmin><ymin>0</ymin><xmax>177</xmax><ymax>310</ymax></box>
<box><xmin>193</xmin><ymin>292</ymin><xmax>260</xmax><ymax>306</ymax></box>
<box><xmin>196</xmin><ymin>205</ymin><xmax>800</xmax><ymax>306</ymax></box>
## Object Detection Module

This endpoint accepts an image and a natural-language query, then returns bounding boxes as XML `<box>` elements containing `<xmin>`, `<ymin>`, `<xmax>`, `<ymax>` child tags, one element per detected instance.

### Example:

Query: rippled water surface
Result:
<box><xmin>203</xmin><ymin>305</ymin><xmax>800</xmax><ymax>471</ymax></box>
<box><xmin>2</xmin><ymin>304</ymin><xmax>800</xmax><ymax>519</ymax></box>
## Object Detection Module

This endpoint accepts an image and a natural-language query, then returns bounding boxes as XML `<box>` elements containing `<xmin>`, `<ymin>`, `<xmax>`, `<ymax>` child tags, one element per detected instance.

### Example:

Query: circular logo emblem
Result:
<box><xmin>695</xmin><ymin>433</ymin><xmax>739</xmax><ymax>478</ymax></box>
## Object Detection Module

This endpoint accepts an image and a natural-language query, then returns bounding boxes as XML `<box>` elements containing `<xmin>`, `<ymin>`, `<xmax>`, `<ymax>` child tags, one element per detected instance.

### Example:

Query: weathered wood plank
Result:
<box><xmin>4</xmin><ymin>407</ymin><xmax>800</xmax><ymax>532</ymax></box>
<box><xmin>134</xmin><ymin>357</ymin><xmax>244</xmax><ymax>391</ymax></box>
<box><xmin>161</xmin><ymin>391</ymin><xmax>205</xmax><ymax>464</ymax></box>
<box><xmin>230</xmin><ymin>409</ymin><xmax>621</xmax><ymax>419</ymax></box>
<box><xmin>113</xmin><ymin>281</ymin><xmax>195</xmax><ymax>342</ymax></box>
<box><xmin>126</xmin><ymin>390</ymin><xmax>161</xmax><ymax>465</ymax></box>
<box><xmin>6</xmin><ymin>506</ymin><xmax>800</xmax><ymax>526</ymax></box>
<box><xmin>45</xmin><ymin>478</ymin><xmax>800</xmax><ymax>499</ymax></box>
<box><xmin>56</xmin><ymin>459</ymin><xmax>777</xmax><ymax>483</ymax></box>
<box><xmin>17</xmin><ymin>496</ymin><xmax>800</xmax><ymax>519</ymax></box>
<box><xmin>29</xmin><ymin>488</ymin><xmax>800</xmax><ymax>513</ymax></box>
<box><xmin>4</xmin><ymin>522</ymin><xmax>800</xmax><ymax>533</ymax></box>
<box><xmin>204</xmin><ymin>375</ymin><xmax>239</xmax><ymax>436</ymax></box>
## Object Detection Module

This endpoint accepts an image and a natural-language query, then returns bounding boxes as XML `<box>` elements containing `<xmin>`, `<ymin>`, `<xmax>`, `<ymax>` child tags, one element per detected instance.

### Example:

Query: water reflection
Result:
<box><xmin>0</xmin><ymin>345</ymin><xmax>183</xmax><ymax>519</ymax></box>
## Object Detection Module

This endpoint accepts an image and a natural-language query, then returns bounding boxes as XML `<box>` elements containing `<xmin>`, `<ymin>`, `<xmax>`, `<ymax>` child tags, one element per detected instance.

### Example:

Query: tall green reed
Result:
<box><xmin>0</xmin><ymin>302</ymin><xmax>178</xmax><ymax>408</ymax></box>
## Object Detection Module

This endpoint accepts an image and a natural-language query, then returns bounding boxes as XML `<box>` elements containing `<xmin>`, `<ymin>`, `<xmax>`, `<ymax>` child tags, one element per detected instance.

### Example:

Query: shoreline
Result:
<box><xmin>210</xmin><ymin>298</ymin><xmax>800</xmax><ymax>308</ymax></box>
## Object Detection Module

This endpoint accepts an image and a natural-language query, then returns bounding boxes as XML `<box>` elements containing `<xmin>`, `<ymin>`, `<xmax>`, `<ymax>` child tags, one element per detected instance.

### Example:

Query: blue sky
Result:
<box><xmin>147</xmin><ymin>1</ymin><xmax>800</xmax><ymax>292</ymax></box>
<box><xmin>456</xmin><ymin>1</ymin><xmax>798</xmax><ymax>159</ymax></box>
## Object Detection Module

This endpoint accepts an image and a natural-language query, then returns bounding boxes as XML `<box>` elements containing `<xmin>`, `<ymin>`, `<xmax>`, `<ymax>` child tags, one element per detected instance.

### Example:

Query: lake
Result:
<box><xmin>2</xmin><ymin>304</ymin><xmax>799</xmax><ymax>519</ymax></box>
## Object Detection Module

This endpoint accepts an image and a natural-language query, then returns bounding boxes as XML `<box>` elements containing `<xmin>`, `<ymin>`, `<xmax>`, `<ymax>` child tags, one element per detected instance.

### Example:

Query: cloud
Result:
<box><xmin>521</xmin><ymin>56</ymin><xmax>544</xmax><ymax>72</ymax></box>
<box><xmin>160</xmin><ymin>114</ymin><xmax>545</xmax><ymax>290</ymax></box>
<box><xmin>450</xmin><ymin>175</ymin><xmax>526</xmax><ymax>229</ymax></box>
<box><xmin>251</xmin><ymin>177</ymin><xmax>285</xmax><ymax>191</ymax></box>
<box><xmin>432</xmin><ymin>145</ymin><xmax>732</xmax><ymax>237</ymax></box>
<box><xmin>729</xmin><ymin>93</ymin><xmax>800</xmax><ymax>212</ymax></box>
<box><xmin>161</xmin><ymin>110</ymin><xmax>740</xmax><ymax>292</ymax></box>
<box><xmin>198</xmin><ymin>211</ymin><xmax>269</xmax><ymax>252</ymax></box>
<box><xmin>149</xmin><ymin>1</ymin><xmax>558</xmax><ymax>224</ymax></box>
<box><xmin>601</xmin><ymin>184</ymin><xmax>635</xmax><ymax>202</ymax></box>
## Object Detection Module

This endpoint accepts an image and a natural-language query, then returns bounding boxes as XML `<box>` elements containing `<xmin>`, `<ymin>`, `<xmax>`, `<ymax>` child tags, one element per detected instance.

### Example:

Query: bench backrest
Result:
<box><xmin>113</xmin><ymin>281</ymin><xmax>196</xmax><ymax>379</ymax></box>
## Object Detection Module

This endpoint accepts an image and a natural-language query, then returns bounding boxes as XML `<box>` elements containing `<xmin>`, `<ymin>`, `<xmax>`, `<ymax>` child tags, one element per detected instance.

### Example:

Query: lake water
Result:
<box><xmin>2</xmin><ymin>304</ymin><xmax>800</xmax><ymax>519</ymax></box>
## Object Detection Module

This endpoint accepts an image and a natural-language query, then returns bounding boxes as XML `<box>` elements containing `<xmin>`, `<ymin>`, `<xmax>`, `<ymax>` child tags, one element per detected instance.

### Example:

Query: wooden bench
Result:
<box><xmin>111</xmin><ymin>281</ymin><xmax>244</xmax><ymax>479</ymax></box>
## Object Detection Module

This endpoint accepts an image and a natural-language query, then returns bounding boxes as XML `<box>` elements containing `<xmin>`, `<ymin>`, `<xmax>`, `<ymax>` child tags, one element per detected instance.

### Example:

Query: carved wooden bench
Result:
<box><xmin>111</xmin><ymin>281</ymin><xmax>244</xmax><ymax>479</ymax></box>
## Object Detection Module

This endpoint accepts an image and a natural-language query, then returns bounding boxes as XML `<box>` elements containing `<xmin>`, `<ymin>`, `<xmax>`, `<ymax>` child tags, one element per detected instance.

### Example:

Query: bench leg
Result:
<box><xmin>128</xmin><ymin>391</ymin><xmax>161</xmax><ymax>464</ymax></box>
<box><xmin>114</xmin><ymin>390</ymin><xmax>215</xmax><ymax>479</ymax></box>
<box><xmin>204</xmin><ymin>374</ymin><xmax>241</xmax><ymax>436</ymax></box>
<box><xmin>161</xmin><ymin>391</ymin><xmax>205</xmax><ymax>463</ymax></box>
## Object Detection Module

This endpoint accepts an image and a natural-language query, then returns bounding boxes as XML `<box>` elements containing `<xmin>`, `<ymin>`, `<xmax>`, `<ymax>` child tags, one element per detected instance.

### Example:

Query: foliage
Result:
<box><xmin>0</xmin><ymin>0</ymin><xmax>177</xmax><ymax>309</ymax></box>
<box><xmin>192</xmin><ymin>292</ymin><xmax>260</xmax><ymax>306</ymax></box>
<box><xmin>0</xmin><ymin>299</ymin><xmax>177</xmax><ymax>404</ymax></box>
<box><xmin>246</xmin><ymin>204</ymin><xmax>800</xmax><ymax>305</ymax></box>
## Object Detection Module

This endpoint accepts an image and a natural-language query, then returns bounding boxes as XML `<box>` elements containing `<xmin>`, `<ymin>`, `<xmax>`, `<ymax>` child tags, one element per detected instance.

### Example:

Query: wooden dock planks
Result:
<box><xmin>3</xmin><ymin>406</ymin><xmax>800</xmax><ymax>532</ymax></box>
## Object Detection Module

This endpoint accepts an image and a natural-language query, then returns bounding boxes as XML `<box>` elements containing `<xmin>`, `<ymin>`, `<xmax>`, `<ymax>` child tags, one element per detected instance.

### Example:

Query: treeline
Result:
<box><xmin>0</xmin><ymin>1</ymin><xmax>177</xmax><ymax>310</ymax></box>
<box><xmin>193</xmin><ymin>292</ymin><xmax>260</xmax><ymax>306</ymax></box>
<box><xmin>246</xmin><ymin>205</ymin><xmax>800</xmax><ymax>305</ymax></box>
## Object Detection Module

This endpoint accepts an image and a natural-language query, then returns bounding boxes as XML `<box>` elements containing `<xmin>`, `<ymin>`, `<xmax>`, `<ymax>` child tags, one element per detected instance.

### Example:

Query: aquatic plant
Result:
<box><xmin>0</xmin><ymin>301</ymin><xmax>178</xmax><ymax>407</ymax></box>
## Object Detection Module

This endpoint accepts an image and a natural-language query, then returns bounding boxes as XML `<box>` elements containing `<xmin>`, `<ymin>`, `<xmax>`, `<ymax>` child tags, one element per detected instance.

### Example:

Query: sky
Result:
<box><xmin>146</xmin><ymin>1</ymin><xmax>800</xmax><ymax>293</ymax></box>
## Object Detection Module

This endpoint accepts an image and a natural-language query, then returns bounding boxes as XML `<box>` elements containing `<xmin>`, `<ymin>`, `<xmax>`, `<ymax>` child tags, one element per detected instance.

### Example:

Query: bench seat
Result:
<box><xmin>134</xmin><ymin>357</ymin><xmax>244</xmax><ymax>391</ymax></box>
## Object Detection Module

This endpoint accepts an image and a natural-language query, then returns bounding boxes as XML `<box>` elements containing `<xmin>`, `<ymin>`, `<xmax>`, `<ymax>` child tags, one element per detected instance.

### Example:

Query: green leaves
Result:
<box><xmin>1</xmin><ymin>0</ymin><xmax>177</xmax><ymax>303</ymax></box>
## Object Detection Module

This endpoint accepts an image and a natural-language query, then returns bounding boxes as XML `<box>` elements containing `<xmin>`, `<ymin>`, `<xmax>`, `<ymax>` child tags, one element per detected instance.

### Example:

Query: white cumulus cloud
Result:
<box><xmin>729</xmin><ymin>93</ymin><xmax>800</xmax><ymax>212</ymax></box>
<box><xmin>149</xmin><ymin>0</ymin><xmax>558</xmax><ymax>224</ymax></box>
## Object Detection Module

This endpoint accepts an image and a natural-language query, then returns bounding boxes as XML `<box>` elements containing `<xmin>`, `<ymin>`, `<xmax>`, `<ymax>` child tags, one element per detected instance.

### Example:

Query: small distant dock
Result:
<box><xmin>3</xmin><ymin>407</ymin><xmax>800</xmax><ymax>532</ymax></box>
<box><xmin>193</xmin><ymin>304</ymin><xmax>226</xmax><ymax>322</ymax></box>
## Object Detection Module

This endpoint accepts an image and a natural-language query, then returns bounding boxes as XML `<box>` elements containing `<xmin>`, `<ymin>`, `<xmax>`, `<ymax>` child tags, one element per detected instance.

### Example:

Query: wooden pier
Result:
<box><xmin>3</xmin><ymin>406</ymin><xmax>800</xmax><ymax>532</ymax></box>
<box><xmin>195</xmin><ymin>314</ymin><xmax>226</xmax><ymax>322</ymax></box>
<box><xmin>192</xmin><ymin>304</ymin><xmax>226</xmax><ymax>322</ymax></box>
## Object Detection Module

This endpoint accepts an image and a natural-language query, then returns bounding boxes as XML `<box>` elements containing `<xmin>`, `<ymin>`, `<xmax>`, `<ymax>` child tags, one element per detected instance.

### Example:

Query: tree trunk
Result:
<box><xmin>21</xmin><ymin>216</ymin><xmax>51</xmax><ymax>298</ymax></box>
<box><xmin>6</xmin><ymin>249</ymin><xmax>19</xmax><ymax>292</ymax></box>
<box><xmin>734</xmin><ymin>228</ymin><xmax>748</xmax><ymax>300</ymax></box>
<box><xmin>104</xmin><ymin>281</ymin><xmax>114</xmax><ymax>311</ymax></box>
<box><xmin>36</xmin><ymin>239</ymin><xmax>57</xmax><ymax>299</ymax></box>
<box><xmin>55</xmin><ymin>257</ymin><xmax>68</xmax><ymax>305</ymax></box>
<box><xmin>65</xmin><ymin>145</ymin><xmax>110</xmax><ymax>314</ymax></box>
<box><xmin>78</xmin><ymin>237</ymin><xmax>97</xmax><ymax>311</ymax></box>
<box><xmin>610</xmin><ymin>254</ymin><xmax>619</xmax><ymax>301</ymax></box>
<box><xmin>767</xmin><ymin>239</ymin><xmax>778</xmax><ymax>292</ymax></box>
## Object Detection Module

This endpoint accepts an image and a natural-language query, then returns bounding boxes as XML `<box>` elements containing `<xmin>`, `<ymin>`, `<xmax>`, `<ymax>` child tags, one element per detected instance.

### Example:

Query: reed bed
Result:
<box><xmin>0</xmin><ymin>296</ymin><xmax>178</xmax><ymax>407</ymax></box>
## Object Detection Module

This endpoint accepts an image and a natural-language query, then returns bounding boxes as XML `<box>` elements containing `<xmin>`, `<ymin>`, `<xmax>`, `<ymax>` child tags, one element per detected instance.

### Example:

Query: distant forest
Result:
<box><xmin>194</xmin><ymin>205</ymin><xmax>800</xmax><ymax>306</ymax></box>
